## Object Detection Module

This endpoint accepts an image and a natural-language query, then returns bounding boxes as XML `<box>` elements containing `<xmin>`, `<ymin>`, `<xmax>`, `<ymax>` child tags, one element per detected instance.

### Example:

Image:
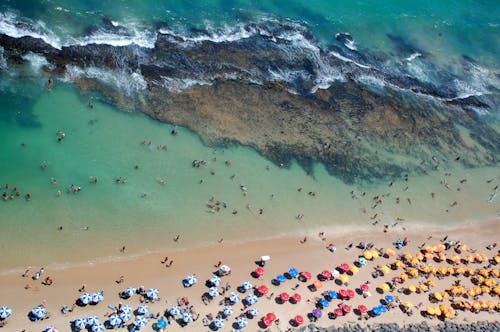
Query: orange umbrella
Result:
<box><xmin>313</xmin><ymin>280</ymin><xmax>323</xmax><ymax>290</ymax></box>
<box><xmin>386</xmin><ymin>248</ymin><xmax>396</xmax><ymax>257</ymax></box>
<box><xmin>415</xmin><ymin>252</ymin><xmax>424</xmax><ymax>261</ymax></box>
<box><xmin>400</xmin><ymin>273</ymin><xmax>409</xmax><ymax>282</ymax></box>
<box><xmin>426</xmin><ymin>278</ymin><xmax>436</xmax><ymax>288</ymax></box>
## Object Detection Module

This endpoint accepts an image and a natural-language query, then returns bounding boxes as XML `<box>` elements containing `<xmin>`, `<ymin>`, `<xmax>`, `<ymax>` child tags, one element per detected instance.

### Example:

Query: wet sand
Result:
<box><xmin>0</xmin><ymin>218</ymin><xmax>498</xmax><ymax>331</ymax></box>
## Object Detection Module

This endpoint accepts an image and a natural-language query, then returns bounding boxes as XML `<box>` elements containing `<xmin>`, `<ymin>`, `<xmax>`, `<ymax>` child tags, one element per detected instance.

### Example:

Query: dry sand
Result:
<box><xmin>0</xmin><ymin>218</ymin><xmax>499</xmax><ymax>331</ymax></box>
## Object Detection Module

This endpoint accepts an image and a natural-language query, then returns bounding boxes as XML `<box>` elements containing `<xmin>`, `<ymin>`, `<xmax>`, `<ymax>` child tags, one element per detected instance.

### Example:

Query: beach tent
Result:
<box><xmin>229</xmin><ymin>292</ymin><xmax>240</xmax><ymax>303</ymax></box>
<box><xmin>73</xmin><ymin>318</ymin><xmax>87</xmax><ymax>330</ymax></box>
<box><xmin>209</xmin><ymin>286</ymin><xmax>219</xmax><ymax>298</ymax></box>
<box><xmin>210</xmin><ymin>275</ymin><xmax>222</xmax><ymax>286</ymax></box>
<box><xmin>0</xmin><ymin>306</ymin><xmax>11</xmax><ymax>319</ymax></box>
<box><xmin>137</xmin><ymin>304</ymin><xmax>149</xmax><ymax>315</ymax></box>
<box><xmin>242</xmin><ymin>281</ymin><xmax>253</xmax><ymax>291</ymax></box>
<box><xmin>134</xmin><ymin>316</ymin><xmax>148</xmax><ymax>328</ymax></box>
<box><xmin>237</xmin><ymin>317</ymin><xmax>248</xmax><ymax>329</ymax></box>
<box><xmin>146</xmin><ymin>288</ymin><xmax>159</xmax><ymax>300</ymax></box>
<box><xmin>91</xmin><ymin>322</ymin><xmax>105</xmax><ymax>332</ymax></box>
<box><xmin>294</xmin><ymin>315</ymin><xmax>304</xmax><ymax>325</ymax></box>
<box><xmin>213</xmin><ymin>317</ymin><xmax>225</xmax><ymax>329</ymax></box>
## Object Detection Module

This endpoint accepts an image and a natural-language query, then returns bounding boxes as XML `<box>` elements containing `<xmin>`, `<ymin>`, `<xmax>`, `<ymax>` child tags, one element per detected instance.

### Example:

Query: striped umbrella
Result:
<box><xmin>119</xmin><ymin>311</ymin><xmax>131</xmax><ymax>323</ymax></box>
<box><xmin>0</xmin><ymin>306</ymin><xmax>11</xmax><ymax>319</ymax></box>
<box><xmin>237</xmin><ymin>317</ymin><xmax>248</xmax><ymax>329</ymax></box>
<box><xmin>73</xmin><ymin>317</ymin><xmax>87</xmax><ymax>330</ymax></box>
<box><xmin>91</xmin><ymin>292</ymin><xmax>103</xmax><ymax>304</ymax></box>
<box><xmin>121</xmin><ymin>304</ymin><xmax>132</xmax><ymax>313</ymax></box>
<box><xmin>213</xmin><ymin>317</ymin><xmax>225</xmax><ymax>329</ymax></box>
<box><xmin>123</xmin><ymin>287</ymin><xmax>136</xmax><ymax>297</ymax></box>
<box><xmin>44</xmin><ymin>327</ymin><xmax>57</xmax><ymax>332</ymax></box>
<box><xmin>229</xmin><ymin>292</ymin><xmax>240</xmax><ymax>303</ymax></box>
<box><xmin>185</xmin><ymin>274</ymin><xmax>197</xmax><ymax>286</ymax></box>
<box><xmin>108</xmin><ymin>314</ymin><xmax>122</xmax><ymax>327</ymax></box>
<box><xmin>223</xmin><ymin>306</ymin><xmax>233</xmax><ymax>317</ymax></box>
<box><xmin>32</xmin><ymin>306</ymin><xmax>47</xmax><ymax>319</ymax></box>
<box><xmin>134</xmin><ymin>316</ymin><xmax>148</xmax><ymax>328</ymax></box>
<box><xmin>136</xmin><ymin>304</ymin><xmax>149</xmax><ymax>315</ymax></box>
<box><xmin>209</xmin><ymin>286</ymin><xmax>220</xmax><ymax>297</ymax></box>
<box><xmin>182</xmin><ymin>312</ymin><xmax>193</xmax><ymax>324</ymax></box>
<box><xmin>169</xmin><ymin>306</ymin><xmax>181</xmax><ymax>318</ymax></box>
<box><xmin>91</xmin><ymin>322</ymin><xmax>105</xmax><ymax>332</ymax></box>
<box><xmin>211</xmin><ymin>275</ymin><xmax>222</xmax><ymax>286</ymax></box>
<box><xmin>248</xmin><ymin>308</ymin><xmax>259</xmax><ymax>317</ymax></box>
<box><xmin>242</xmin><ymin>281</ymin><xmax>253</xmax><ymax>291</ymax></box>
<box><xmin>146</xmin><ymin>288</ymin><xmax>159</xmax><ymax>300</ymax></box>
<box><xmin>245</xmin><ymin>294</ymin><xmax>258</xmax><ymax>305</ymax></box>
<box><xmin>86</xmin><ymin>316</ymin><xmax>99</xmax><ymax>326</ymax></box>
<box><xmin>79</xmin><ymin>293</ymin><xmax>92</xmax><ymax>305</ymax></box>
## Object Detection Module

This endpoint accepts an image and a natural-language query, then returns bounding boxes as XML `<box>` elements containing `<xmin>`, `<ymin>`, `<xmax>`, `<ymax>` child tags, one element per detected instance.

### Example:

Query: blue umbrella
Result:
<box><xmin>184</xmin><ymin>274</ymin><xmax>197</xmax><ymax>287</ymax></box>
<box><xmin>79</xmin><ymin>293</ymin><xmax>92</xmax><ymax>305</ymax></box>
<box><xmin>121</xmin><ymin>304</ymin><xmax>132</xmax><ymax>313</ymax></box>
<box><xmin>213</xmin><ymin>317</ymin><xmax>224</xmax><ymax>329</ymax></box>
<box><xmin>92</xmin><ymin>292</ymin><xmax>103</xmax><ymax>304</ymax></box>
<box><xmin>137</xmin><ymin>304</ymin><xmax>149</xmax><ymax>315</ymax></box>
<box><xmin>358</xmin><ymin>257</ymin><xmax>368</xmax><ymax>266</ymax></box>
<box><xmin>156</xmin><ymin>317</ymin><xmax>167</xmax><ymax>329</ymax></box>
<box><xmin>242</xmin><ymin>281</ymin><xmax>253</xmax><ymax>291</ymax></box>
<box><xmin>379</xmin><ymin>305</ymin><xmax>388</xmax><ymax>313</ymax></box>
<box><xmin>119</xmin><ymin>311</ymin><xmax>131</xmax><ymax>322</ymax></box>
<box><xmin>396</xmin><ymin>239</ymin><xmax>403</xmax><ymax>248</ymax></box>
<box><xmin>44</xmin><ymin>327</ymin><xmax>58</xmax><ymax>332</ymax></box>
<box><xmin>372</xmin><ymin>307</ymin><xmax>381</xmax><ymax>316</ymax></box>
<box><xmin>276</xmin><ymin>274</ymin><xmax>286</xmax><ymax>283</ymax></box>
<box><xmin>245</xmin><ymin>294</ymin><xmax>258</xmax><ymax>305</ymax></box>
<box><xmin>86</xmin><ymin>316</ymin><xmax>99</xmax><ymax>326</ymax></box>
<box><xmin>108</xmin><ymin>314</ymin><xmax>122</xmax><ymax>327</ymax></box>
<box><xmin>209</xmin><ymin>286</ymin><xmax>219</xmax><ymax>298</ymax></box>
<box><xmin>319</xmin><ymin>299</ymin><xmax>329</xmax><ymax>308</ymax></box>
<box><xmin>134</xmin><ymin>316</ymin><xmax>148</xmax><ymax>328</ymax></box>
<box><xmin>385</xmin><ymin>295</ymin><xmax>394</xmax><ymax>303</ymax></box>
<box><xmin>223</xmin><ymin>306</ymin><xmax>233</xmax><ymax>317</ymax></box>
<box><xmin>237</xmin><ymin>317</ymin><xmax>248</xmax><ymax>329</ymax></box>
<box><xmin>32</xmin><ymin>306</ymin><xmax>47</xmax><ymax>319</ymax></box>
<box><xmin>229</xmin><ymin>292</ymin><xmax>240</xmax><ymax>303</ymax></box>
<box><xmin>146</xmin><ymin>288</ymin><xmax>159</xmax><ymax>300</ymax></box>
<box><xmin>327</xmin><ymin>291</ymin><xmax>338</xmax><ymax>300</ymax></box>
<box><xmin>210</xmin><ymin>275</ymin><xmax>222</xmax><ymax>286</ymax></box>
<box><xmin>91</xmin><ymin>322</ymin><xmax>105</xmax><ymax>332</ymax></box>
<box><xmin>169</xmin><ymin>306</ymin><xmax>180</xmax><ymax>318</ymax></box>
<box><xmin>73</xmin><ymin>317</ymin><xmax>87</xmax><ymax>330</ymax></box>
<box><xmin>248</xmin><ymin>308</ymin><xmax>259</xmax><ymax>317</ymax></box>
<box><xmin>182</xmin><ymin>312</ymin><xmax>193</xmax><ymax>324</ymax></box>
<box><xmin>0</xmin><ymin>306</ymin><xmax>12</xmax><ymax>319</ymax></box>
<box><xmin>312</xmin><ymin>308</ymin><xmax>322</xmax><ymax>319</ymax></box>
<box><xmin>123</xmin><ymin>287</ymin><xmax>136</xmax><ymax>297</ymax></box>
<box><xmin>288</xmin><ymin>268</ymin><xmax>299</xmax><ymax>278</ymax></box>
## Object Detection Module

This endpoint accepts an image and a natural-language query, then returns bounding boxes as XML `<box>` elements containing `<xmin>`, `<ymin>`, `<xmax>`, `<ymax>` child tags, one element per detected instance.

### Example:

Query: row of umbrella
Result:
<box><xmin>78</xmin><ymin>291</ymin><xmax>104</xmax><ymax>305</ymax></box>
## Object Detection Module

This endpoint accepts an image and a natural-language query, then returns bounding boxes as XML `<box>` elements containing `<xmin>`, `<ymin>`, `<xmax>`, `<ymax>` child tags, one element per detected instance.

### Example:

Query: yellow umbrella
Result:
<box><xmin>350</xmin><ymin>265</ymin><xmax>359</xmax><ymax>274</ymax></box>
<box><xmin>437</xmin><ymin>252</ymin><xmax>446</xmax><ymax>262</ymax></box>
<box><xmin>493</xmin><ymin>285</ymin><xmax>500</xmax><ymax>295</ymax></box>
<box><xmin>370</xmin><ymin>250</ymin><xmax>379</xmax><ymax>259</ymax></box>
<box><xmin>481</xmin><ymin>285</ymin><xmax>490</xmax><ymax>294</ymax></box>
<box><xmin>400</xmin><ymin>273</ymin><xmax>409</xmax><ymax>282</ymax></box>
<box><xmin>490</xmin><ymin>268</ymin><xmax>499</xmax><ymax>277</ymax></box>
<box><xmin>465</xmin><ymin>267</ymin><xmax>475</xmax><ymax>276</ymax></box>
<box><xmin>404</xmin><ymin>301</ymin><xmax>413</xmax><ymax>308</ymax></box>
<box><xmin>381</xmin><ymin>283</ymin><xmax>390</xmax><ymax>292</ymax></box>
<box><xmin>386</xmin><ymin>248</ymin><xmax>396</xmax><ymax>257</ymax></box>
<box><xmin>426</xmin><ymin>306</ymin><xmax>435</xmax><ymax>315</ymax></box>
<box><xmin>495</xmin><ymin>255</ymin><xmax>500</xmax><ymax>264</ymax></box>
<box><xmin>426</xmin><ymin>278</ymin><xmax>436</xmax><ymax>288</ymax></box>
<box><xmin>419</xmin><ymin>283</ymin><xmax>428</xmax><ymax>292</ymax></box>
<box><xmin>394</xmin><ymin>260</ymin><xmax>404</xmax><ymax>268</ymax></box>
<box><xmin>434</xmin><ymin>307</ymin><xmax>441</xmax><ymax>316</ymax></box>
<box><xmin>466</xmin><ymin>255</ymin><xmax>475</xmax><ymax>263</ymax></box>
<box><xmin>479</xmin><ymin>268</ymin><xmax>489</xmax><ymax>277</ymax></box>
<box><xmin>451</xmin><ymin>254</ymin><xmax>461</xmax><ymax>264</ymax></box>
<box><xmin>408</xmin><ymin>284</ymin><xmax>417</xmax><ymax>293</ymax></box>
<box><xmin>403</xmin><ymin>252</ymin><xmax>413</xmax><ymax>261</ymax></box>
<box><xmin>409</xmin><ymin>268</ymin><xmax>419</xmax><ymax>278</ymax></box>
<box><xmin>339</xmin><ymin>274</ymin><xmax>349</xmax><ymax>284</ymax></box>
<box><xmin>363</xmin><ymin>250</ymin><xmax>373</xmax><ymax>260</ymax></box>
<box><xmin>459</xmin><ymin>243</ymin><xmax>468</xmax><ymax>252</ymax></box>
<box><xmin>441</xmin><ymin>291</ymin><xmax>450</xmax><ymax>299</ymax></box>
<box><xmin>472</xmin><ymin>301</ymin><xmax>481</xmax><ymax>311</ymax></box>
<box><xmin>433</xmin><ymin>292</ymin><xmax>443</xmax><ymax>301</ymax></box>
<box><xmin>467</xmin><ymin>288</ymin><xmax>476</xmax><ymax>296</ymax></box>
<box><xmin>436</xmin><ymin>244</ymin><xmax>446</xmax><ymax>252</ymax></box>
<box><xmin>415</xmin><ymin>252</ymin><xmax>424</xmax><ymax>261</ymax></box>
<box><xmin>381</xmin><ymin>265</ymin><xmax>391</xmax><ymax>275</ymax></box>
<box><xmin>425</xmin><ymin>245</ymin><xmax>434</xmax><ymax>254</ymax></box>
<box><xmin>455</xmin><ymin>267</ymin><xmax>465</xmax><ymax>275</ymax></box>
<box><xmin>425</xmin><ymin>252</ymin><xmax>434</xmax><ymax>261</ymax></box>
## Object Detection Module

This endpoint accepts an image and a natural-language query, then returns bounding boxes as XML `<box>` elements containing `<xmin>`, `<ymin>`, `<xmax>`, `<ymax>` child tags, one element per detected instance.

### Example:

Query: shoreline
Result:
<box><xmin>0</xmin><ymin>217</ymin><xmax>498</xmax><ymax>331</ymax></box>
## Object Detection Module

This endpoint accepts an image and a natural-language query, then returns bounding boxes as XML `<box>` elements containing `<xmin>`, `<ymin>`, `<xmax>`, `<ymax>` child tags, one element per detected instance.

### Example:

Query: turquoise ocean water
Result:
<box><xmin>0</xmin><ymin>0</ymin><xmax>499</xmax><ymax>271</ymax></box>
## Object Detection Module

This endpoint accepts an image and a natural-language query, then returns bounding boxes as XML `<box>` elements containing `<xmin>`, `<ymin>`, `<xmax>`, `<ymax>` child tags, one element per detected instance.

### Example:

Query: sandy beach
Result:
<box><xmin>0</xmin><ymin>218</ymin><xmax>498</xmax><ymax>331</ymax></box>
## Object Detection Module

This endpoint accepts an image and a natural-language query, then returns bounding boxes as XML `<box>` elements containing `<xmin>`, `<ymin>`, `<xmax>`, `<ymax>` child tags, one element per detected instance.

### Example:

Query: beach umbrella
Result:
<box><xmin>169</xmin><ymin>306</ymin><xmax>180</xmax><ymax>318</ymax></box>
<box><xmin>262</xmin><ymin>317</ymin><xmax>272</xmax><ymax>327</ymax></box>
<box><xmin>339</xmin><ymin>289</ymin><xmax>348</xmax><ymax>299</ymax></box>
<box><xmin>119</xmin><ymin>311</ymin><xmax>132</xmax><ymax>323</ymax></box>
<box><xmin>229</xmin><ymin>292</ymin><xmax>240</xmax><ymax>303</ymax></box>
<box><xmin>213</xmin><ymin>317</ymin><xmax>224</xmax><ymax>329</ymax></box>
<box><xmin>358</xmin><ymin>257</ymin><xmax>368</xmax><ymax>266</ymax></box>
<box><xmin>334</xmin><ymin>308</ymin><xmax>343</xmax><ymax>317</ymax></box>
<box><xmin>319</xmin><ymin>298</ymin><xmax>329</xmax><ymax>308</ymax></box>
<box><xmin>86</xmin><ymin>316</ymin><xmax>99</xmax><ymax>326</ymax></box>
<box><xmin>134</xmin><ymin>316</ymin><xmax>148</xmax><ymax>328</ymax></box>
<box><xmin>254</xmin><ymin>267</ymin><xmax>264</xmax><ymax>277</ymax></box>
<box><xmin>294</xmin><ymin>315</ymin><xmax>304</xmax><ymax>325</ymax></box>
<box><xmin>182</xmin><ymin>312</ymin><xmax>193</xmax><ymax>324</ymax></box>
<box><xmin>340</xmin><ymin>263</ymin><xmax>350</xmax><ymax>273</ymax></box>
<box><xmin>210</xmin><ymin>275</ymin><xmax>222</xmax><ymax>286</ymax></box>
<box><xmin>209</xmin><ymin>286</ymin><xmax>219</xmax><ymax>298</ymax></box>
<box><xmin>404</xmin><ymin>301</ymin><xmax>413</xmax><ymax>309</ymax></box>
<box><xmin>242</xmin><ymin>281</ymin><xmax>253</xmax><ymax>291</ymax></box>
<box><xmin>358</xmin><ymin>305</ymin><xmax>368</xmax><ymax>314</ymax></box>
<box><xmin>146</xmin><ymin>288</ymin><xmax>159</xmax><ymax>300</ymax></box>
<box><xmin>108</xmin><ymin>314</ymin><xmax>122</xmax><ymax>327</ymax></box>
<box><xmin>347</xmin><ymin>289</ymin><xmax>355</xmax><ymax>299</ymax></box>
<box><xmin>351</xmin><ymin>265</ymin><xmax>359</xmax><ymax>274</ymax></box>
<box><xmin>136</xmin><ymin>304</ymin><xmax>149</xmax><ymax>315</ymax></box>
<box><xmin>385</xmin><ymin>295</ymin><xmax>395</xmax><ymax>303</ymax></box>
<box><xmin>363</xmin><ymin>250</ymin><xmax>373</xmax><ymax>260</ymax></box>
<box><xmin>360</xmin><ymin>284</ymin><xmax>369</xmax><ymax>292</ymax></box>
<box><xmin>223</xmin><ymin>306</ymin><xmax>233</xmax><ymax>317</ymax></box>
<box><xmin>185</xmin><ymin>274</ymin><xmax>197</xmax><ymax>286</ymax></box>
<box><xmin>0</xmin><ymin>306</ymin><xmax>12</xmax><ymax>319</ymax></box>
<box><xmin>288</xmin><ymin>268</ymin><xmax>299</xmax><ymax>278</ymax></box>
<box><xmin>32</xmin><ymin>306</ymin><xmax>47</xmax><ymax>319</ymax></box>
<box><xmin>91</xmin><ymin>322</ymin><xmax>105</xmax><ymax>332</ymax></box>
<box><xmin>327</xmin><ymin>291</ymin><xmax>337</xmax><ymax>300</ymax></box>
<box><xmin>386</xmin><ymin>248</ymin><xmax>396</xmax><ymax>257</ymax></box>
<box><xmin>276</xmin><ymin>274</ymin><xmax>286</xmax><ymax>283</ymax></box>
<box><xmin>321</xmin><ymin>270</ymin><xmax>332</xmax><ymax>279</ymax></box>
<box><xmin>331</xmin><ymin>269</ymin><xmax>340</xmax><ymax>279</ymax></box>
<box><xmin>246</xmin><ymin>294</ymin><xmax>258</xmax><ymax>305</ymax></box>
<box><xmin>237</xmin><ymin>317</ymin><xmax>248</xmax><ymax>329</ymax></box>
<box><xmin>380</xmin><ymin>265</ymin><xmax>391</xmax><ymax>275</ymax></box>
<box><xmin>312</xmin><ymin>308</ymin><xmax>322</xmax><ymax>319</ymax></box>
<box><xmin>248</xmin><ymin>308</ymin><xmax>259</xmax><ymax>317</ymax></box>
<box><xmin>79</xmin><ymin>292</ymin><xmax>92</xmax><ymax>305</ymax></box>
<box><xmin>339</xmin><ymin>274</ymin><xmax>349</xmax><ymax>284</ymax></box>
<box><xmin>378</xmin><ymin>305</ymin><xmax>387</xmax><ymax>313</ymax></box>
<box><xmin>313</xmin><ymin>280</ymin><xmax>323</xmax><ymax>290</ymax></box>
<box><xmin>91</xmin><ymin>292</ymin><xmax>103</xmax><ymax>304</ymax></box>
<box><xmin>380</xmin><ymin>283</ymin><xmax>390</xmax><ymax>292</ymax></box>
<box><xmin>156</xmin><ymin>318</ymin><xmax>167</xmax><ymax>329</ymax></box>
<box><xmin>44</xmin><ymin>327</ymin><xmax>58</xmax><ymax>332</ymax></box>
<box><xmin>408</xmin><ymin>285</ymin><xmax>417</xmax><ymax>293</ymax></box>
<box><xmin>292</xmin><ymin>293</ymin><xmax>302</xmax><ymax>303</ymax></box>
<box><xmin>220</xmin><ymin>265</ymin><xmax>231</xmax><ymax>273</ymax></box>
<box><xmin>279</xmin><ymin>292</ymin><xmax>290</xmax><ymax>302</ymax></box>
<box><xmin>300</xmin><ymin>271</ymin><xmax>312</xmax><ymax>280</ymax></box>
<box><xmin>121</xmin><ymin>304</ymin><xmax>132</xmax><ymax>313</ymax></box>
<box><xmin>342</xmin><ymin>304</ymin><xmax>351</xmax><ymax>314</ymax></box>
<box><xmin>266</xmin><ymin>312</ymin><xmax>276</xmax><ymax>322</ymax></box>
<box><xmin>73</xmin><ymin>318</ymin><xmax>87</xmax><ymax>330</ymax></box>
<box><xmin>123</xmin><ymin>287</ymin><xmax>136</xmax><ymax>297</ymax></box>
<box><xmin>257</xmin><ymin>285</ymin><xmax>268</xmax><ymax>295</ymax></box>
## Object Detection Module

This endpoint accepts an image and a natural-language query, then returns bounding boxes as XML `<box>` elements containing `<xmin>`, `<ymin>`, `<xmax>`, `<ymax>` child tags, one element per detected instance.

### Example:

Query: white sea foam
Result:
<box><xmin>22</xmin><ymin>52</ymin><xmax>51</xmax><ymax>72</ymax></box>
<box><xmin>0</xmin><ymin>46</ymin><xmax>6</xmax><ymax>69</ymax></box>
<box><xmin>160</xmin><ymin>76</ymin><xmax>212</xmax><ymax>93</ymax></box>
<box><xmin>67</xmin><ymin>25</ymin><xmax>157</xmax><ymax>49</ymax></box>
<box><xmin>329</xmin><ymin>50</ymin><xmax>371</xmax><ymax>69</ymax></box>
<box><xmin>405</xmin><ymin>52</ymin><xmax>422</xmax><ymax>62</ymax></box>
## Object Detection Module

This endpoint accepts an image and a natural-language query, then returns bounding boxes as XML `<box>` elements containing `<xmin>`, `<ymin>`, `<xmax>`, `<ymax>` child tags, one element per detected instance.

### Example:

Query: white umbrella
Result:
<box><xmin>223</xmin><ymin>306</ymin><xmax>233</xmax><ymax>317</ymax></box>
<box><xmin>91</xmin><ymin>322</ymin><xmax>105</xmax><ymax>332</ymax></box>
<box><xmin>121</xmin><ymin>304</ymin><xmax>132</xmax><ymax>313</ymax></box>
<box><xmin>86</xmin><ymin>315</ymin><xmax>99</xmax><ymax>326</ymax></box>
<box><xmin>331</xmin><ymin>269</ymin><xmax>340</xmax><ymax>278</ymax></box>
<box><xmin>73</xmin><ymin>317</ymin><xmax>87</xmax><ymax>330</ymax></box>
<box><xmin>242</xmin><ymin>281</ymin><xmax>253</xmax><ymax>291</ymax></box>
<box><xmin>219</xmin><ymin>265</ymin><xmax>230</xmax><ymax>273</ymax></box>
<box><xmin>169</xmin><ymin>306</ymin><xmax>180</xmax><ymax>318</ymax></box>
<box><xmin>210</xmin><ymin>275</ymin><xmax>222</xmax><ymax>286</ymax></box>
<box><xmin>79</xmin><ymin>292</ymin><xmax>92</xmax><ymax>305</ymax></box>
<box><xmin>134</xmin><ymin>315</ymin><xmax>148</xmax><ymax>328</ymax></box>
<box><xmin>119</xmin><ymin>311</ymin><xmax>131</xmax><ymax>322</ymax></box>
<box><xmin>146</xmin><ymin>288</ymin><xmax>159</xmax><ymax>300</ymax></box>
<box><xmin>44</xmin><ymin>327</ymin><xmax>57</xmax><ymax>332</ymax></box>
<box><xmin>185</xmin><ymin>274</ymin><xmax>197</xmax><ymax>286</ymax></box>
<box><xmin>108</xmin><ymin>314</ymin><xmax>121</xmax><ymax>327</ymax></box>
<box><xmin>245</xmin><ymin>294</ymin><xmax>258</xmax><ymax>305</ymax></box>
<box><xmin>123</xmin><ymin>287</ymin><xmax>136</xmax><ymax>297</ymax></box>
<box><xmin>0</xmin><ymin>306</ymin><xmax>12</xmax><ymax>319</ymax></box>
<box><xmin>248</xmin><ymin>308</ymin><xmax>259</xmax><ymax>317</ymax></box>
<box><xmin>209</xmin><ymin>286</ymin><xmax>219</xmax><ymax>298</ymax></box>
<box><xmin>182</xmin><ymin>312</ymin><xmax>193</xmax><ymax>324</ymax></box>
<box><xmin>91</xmin><ymin>292</ymin><xmax>103</xmax><ymax>304</ymax></box>
<box><xmin>136</xmin><ymin>304</ymin><xmax>149</xmax><ymax>315</ymax></box>
<box><xmin>213</xmin><ymin>317</ymin><xmax>224</xmax><ymax>329</ymax></box>
<box><xmin>32</xmin><ymin>306</ymin><xmax>46</xmax><ymax>319</ymax></box>
<box><xmin>229</xmin><ymin>292</ymin><xmax>240</xmax><ymax>303</ymax></box>
<box><xmin>237</xmin><ymin>317</ymin><xmax>248</xmax><ymax>329</ymax></box>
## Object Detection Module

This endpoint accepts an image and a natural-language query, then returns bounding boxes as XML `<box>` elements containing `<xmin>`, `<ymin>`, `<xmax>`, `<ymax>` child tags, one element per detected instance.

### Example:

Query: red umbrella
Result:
<box><xmin>347</xmin><ymin>289</ymin><xmax>355</xmax><ymax>299</ymax></box>
<box><xmin>291</xmin><ymin>293</ymin><xmax>301</xmax><ymax>303</ymax></box>
<box><xmin>262</xmin><ymin>317</ymin><xmax>272</xmax><ymax>327</ymax></box>
<box><xmin>321</xmin><ymin>270</ymin><xmax>332</xmax><ymax>279</ymax></box>
<box><xmin>339</xmin><ymin>289</ymin><xmax>348</xmax><ymax>299</ymax></box>
<box><xmin>254</xmin><ymin>267</ymin><xmax>264</xmax><ymax>276</ymax></box>
<box><xmin>294</xmin><ymin>315</ymin><xmax>304</xmax><ymax>325</ymax></box>
<box><xmin>334</xmin><ymin>308</ymin><xmax>343</xmax><ymax>316</ymax></box>
<box><xmin>360</xmin><ymin>284</ymin><xmax>369</xmax><ymax>292</ymax></box>
<box><xmin>279</xmin><ymin>292</ymin><xmax>290</xmax><ymax>302</ymax></box>
<box><xmin>257</xmin><ymin>285</ymin><xmax>268</xmax><ymax>295</ymax></box>
<box><xmin>342</xmin><ymin>304</ymin><xmax>351</xmax><ymax>314</ymax></box>
<box><xmin>358</xmin><ymin>305</ymin><xmax>368</xmax><ymax>314</ymax></box>
<box><xmin>266</xmin><ymin>312</ymin><xmax>276</xmax><ymax>322</ymax></box>
<box><xmin>300</xmin><ymin>271</ymin><xmax>312</xmax><ymax>280</ymax></box>
<box><xmin>340</xmin><ymin>263</ymin><xmax>350</xmax><ymax>273</ymax></box>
